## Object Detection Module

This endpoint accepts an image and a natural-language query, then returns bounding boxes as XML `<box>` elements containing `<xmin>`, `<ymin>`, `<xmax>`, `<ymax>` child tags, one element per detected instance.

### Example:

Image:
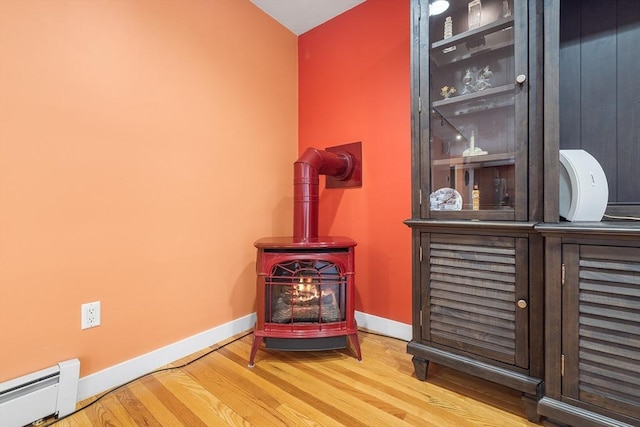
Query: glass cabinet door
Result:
<box><xmin>425</xmin><ymin>0</ymin><xmax>526</xmax><ymax>220</ymax></box>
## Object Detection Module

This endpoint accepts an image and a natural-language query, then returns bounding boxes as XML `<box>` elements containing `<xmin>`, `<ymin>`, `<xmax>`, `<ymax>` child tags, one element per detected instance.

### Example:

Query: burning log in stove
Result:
<box><xmin>273</xmin><ymin>276</ymin><xmax>342</xmax><ymax>324</ymax></box>
<box><xmin>285</xmin><ymin>277</ymin><xmax>320</xmax><ymax>305</ymax></box>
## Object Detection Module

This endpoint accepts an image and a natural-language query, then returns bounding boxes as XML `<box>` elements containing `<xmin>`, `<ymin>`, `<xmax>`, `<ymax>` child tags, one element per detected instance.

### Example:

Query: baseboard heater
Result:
<box><xmin>0</xmin><ymin>358</ymin><xmax>80</xmax><ymax>427</ymax></box>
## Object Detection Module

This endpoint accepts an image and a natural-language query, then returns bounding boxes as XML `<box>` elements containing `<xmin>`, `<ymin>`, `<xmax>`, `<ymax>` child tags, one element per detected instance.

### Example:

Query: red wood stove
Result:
<box><xmin>249</xmin><ymin>145</ymin><xmax>363</xmax><ymax>366</ymax></box>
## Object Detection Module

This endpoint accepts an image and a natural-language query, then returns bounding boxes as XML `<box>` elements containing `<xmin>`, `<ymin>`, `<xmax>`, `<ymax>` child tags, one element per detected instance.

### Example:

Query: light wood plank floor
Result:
<box><xmin>51</xmin><ymin>331</ymin><xmax>541</xmax><ymax>426</ymax></box>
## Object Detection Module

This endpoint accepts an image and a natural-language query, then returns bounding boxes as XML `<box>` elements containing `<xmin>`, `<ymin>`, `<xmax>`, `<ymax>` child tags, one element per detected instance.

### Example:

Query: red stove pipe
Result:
<box><xmin>293</xmin><ymin>148</ymin><xmax>353</xmax><ymax>241</ymax></box>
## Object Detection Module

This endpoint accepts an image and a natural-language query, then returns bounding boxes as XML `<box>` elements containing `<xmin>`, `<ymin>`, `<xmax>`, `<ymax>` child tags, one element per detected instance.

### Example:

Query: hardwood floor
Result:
<box><xmin>51</xmin><ymin>331</ymin><xmax>541</xmax><ymax>426</ymax></box>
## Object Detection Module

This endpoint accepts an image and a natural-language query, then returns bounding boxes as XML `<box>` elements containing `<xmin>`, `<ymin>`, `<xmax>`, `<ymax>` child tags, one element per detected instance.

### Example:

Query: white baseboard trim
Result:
<box><xmin>77</xmin><ymin>313</ymin><xmax>256</xmax><ymax>401</ymax></box>
<box><xmin>76</xmin><ymin>311</ymin><xmax>411</xmax><ymax>402</ymax></box>
<box><xmin>355</xmin><ymin>311</ymin><xmax>412</xmax><ymax>342</ymax></box>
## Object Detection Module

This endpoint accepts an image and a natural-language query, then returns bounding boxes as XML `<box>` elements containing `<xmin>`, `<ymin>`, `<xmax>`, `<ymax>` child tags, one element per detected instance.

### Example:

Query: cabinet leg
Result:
<box><xmin>412</xmin><ymin>356</ymin><xmax>430</xmax><ymax>381</ymax></box>
<box><xmin>522</xmin><ymin>393</ymin><xmax>541</xmax><ymax>423</ymax></box>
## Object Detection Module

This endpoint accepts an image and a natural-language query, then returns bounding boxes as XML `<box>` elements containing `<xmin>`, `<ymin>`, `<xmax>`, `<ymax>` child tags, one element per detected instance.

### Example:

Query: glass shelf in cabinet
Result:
<box><xmin>429</xmin><ymin>209</ymin><xmax>515</xmax><ymax>221</ymax></box>
<box><xmin>430</xmin><ymin>40</ymin><xmax>513</xmax><ymax>68</ymax></box>
<box><xmin>430</xmin><ymin>16</ymin><xmax>514</xmax><ymax>68</ymax></box>
<box><xmin>432</xmin><ymin>152</ymin><xmax>515</xmax><ymax>169</ymax></box>
<box><xmin>431</xmin><ymin>16</ymin><xmax>514</xmax><ymax>51</ymax></box>
<box><xmin>432</xmin><ymin>84</ymin><xmax>514</xmax><ymax>117</ymax></box>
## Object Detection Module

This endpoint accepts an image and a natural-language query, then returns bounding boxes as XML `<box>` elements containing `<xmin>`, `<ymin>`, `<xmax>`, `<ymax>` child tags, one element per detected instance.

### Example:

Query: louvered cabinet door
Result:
<box><xmin>421</xmin><ymin>233</ymin><xmax>530</xmax><ymax>368</ymax></box>
<box><xmin>562</xmin><ymin>244</ymin><xmax>640</xmax><ymax>421</ymax></box>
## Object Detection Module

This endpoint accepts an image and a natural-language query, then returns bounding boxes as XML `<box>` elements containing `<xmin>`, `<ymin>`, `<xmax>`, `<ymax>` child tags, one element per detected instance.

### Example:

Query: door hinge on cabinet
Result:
<box><xmin>419</xmin><ymin>189</ymin><xmax>422</xmax><ymax>205</ymax></box>
<box><xmin>419</xmin><ymin>310</ymin><xmax>423</xmax><ymax>327</ymax></box>
<box><xmin>419</xmin><ymin>246</ymin><xmax>423</xmax><ymax>262</ymax></box>
<box><xmin>561</xmin><ymin>354</ymin><xmax>565</xmax><ymax>376</ymax></box>
<box><xmin>561</xmin><ymin>263</ymin><xmax>565</xmax><ymax>285</ymax></box>
<box><xmin>418</xmin><ymin>96</ymin><xmax>422</xmax><ymax>113</ymax></box>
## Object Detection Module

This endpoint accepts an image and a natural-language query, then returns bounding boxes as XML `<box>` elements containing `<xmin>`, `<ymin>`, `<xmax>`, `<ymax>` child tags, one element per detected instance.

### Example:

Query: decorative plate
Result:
<box><xmin>430</xmin><ymin>187</ymin><xmax>463</xmax><ymax>211</ymax></box>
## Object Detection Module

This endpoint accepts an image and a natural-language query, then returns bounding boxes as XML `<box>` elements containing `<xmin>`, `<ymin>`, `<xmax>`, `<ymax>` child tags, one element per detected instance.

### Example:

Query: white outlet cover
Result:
<box><xmin>81</xmin><ymin>301</ymin><xmax>101</xmax><ymax>329</ymax></box>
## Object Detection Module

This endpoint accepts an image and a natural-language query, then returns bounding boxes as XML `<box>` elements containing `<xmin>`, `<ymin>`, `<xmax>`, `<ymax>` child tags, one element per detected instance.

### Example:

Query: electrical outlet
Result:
<box><xmin>81</xmin><ymin>301</ymin><xmax>101</xmax><ymax>329</ymax></box>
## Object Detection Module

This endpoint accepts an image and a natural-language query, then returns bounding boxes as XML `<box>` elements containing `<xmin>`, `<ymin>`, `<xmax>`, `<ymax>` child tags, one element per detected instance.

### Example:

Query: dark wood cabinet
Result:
<box><xmin>405</xmin><ymin>220</ymin><xmax>545</xmax><ymax>421</ymax></box>
<box><xmin>538</xmin><ymin>3</ymin><xmax>640</xmax><ymax>424</ymax></box>
<box><xmin>537</xmin><ymin>224</ymin><xmax>640</xmax><ymax>427</ymax></box>
<box><xmin>407</xmin><ymin>0</ymin><xmax>639</xmax><ymax>424</ymax></box>
<box><xmin>406</xmin><ymin>0</ymin><xmax>544</xmax><ymax>421</ymax></box>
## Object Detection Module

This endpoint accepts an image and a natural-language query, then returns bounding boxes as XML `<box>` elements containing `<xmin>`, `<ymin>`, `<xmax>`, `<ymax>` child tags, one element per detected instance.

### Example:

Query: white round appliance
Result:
<box><xmin>559</xmin><ymin>149</ymin><xmax>609</xmax><ymax>221</ymax></box>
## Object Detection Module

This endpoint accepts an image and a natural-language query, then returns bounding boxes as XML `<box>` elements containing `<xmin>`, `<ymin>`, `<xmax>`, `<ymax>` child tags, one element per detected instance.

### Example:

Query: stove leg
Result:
<box><xmin>349</xmin><ymin>333</ymin><xmax>362</xmax><ymax>361</ymax></box>
<box><xmin>248</xmin><ymin>335</ymin><xmax>264</xmax><ymax>367</ymax></box>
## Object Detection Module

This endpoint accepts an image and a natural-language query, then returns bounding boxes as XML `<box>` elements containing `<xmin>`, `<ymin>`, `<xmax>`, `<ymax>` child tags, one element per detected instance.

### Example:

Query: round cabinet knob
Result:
<box><xmin>517</xmin><ymin>299</ymin><xmax>528</xmax><ymax>309</ymax></box>
<box><xmin>516</xmin><ymin>74</ymin><xmax>527</xmax><ymax>84</ymax></box>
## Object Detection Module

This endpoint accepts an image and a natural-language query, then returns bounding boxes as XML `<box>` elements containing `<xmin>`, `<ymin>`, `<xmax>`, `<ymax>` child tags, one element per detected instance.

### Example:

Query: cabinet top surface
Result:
<box><xmin>535</xmin><ymin>221</ymin><xmax>640</xmax><ymax>236</ymax></box>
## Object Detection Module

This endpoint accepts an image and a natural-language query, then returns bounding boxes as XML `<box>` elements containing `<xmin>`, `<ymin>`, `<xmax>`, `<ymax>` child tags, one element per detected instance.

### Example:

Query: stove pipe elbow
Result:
<box><xmin>293</xmin><ymin>148</ymin><xmax>353</xmax><ymax>241</ymax></box>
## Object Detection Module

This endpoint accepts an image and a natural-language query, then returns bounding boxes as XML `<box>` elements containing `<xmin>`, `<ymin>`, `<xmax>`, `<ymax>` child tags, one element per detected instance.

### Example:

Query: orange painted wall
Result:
<box><xmin>0</xmin><ymin>0</ymin><xmax>297</xmax><ymax>380</ymax></box>
<box><xmin>298</xmin><ymin>0</ymin><xmax>412</xmax><ymax>324</ymax></box>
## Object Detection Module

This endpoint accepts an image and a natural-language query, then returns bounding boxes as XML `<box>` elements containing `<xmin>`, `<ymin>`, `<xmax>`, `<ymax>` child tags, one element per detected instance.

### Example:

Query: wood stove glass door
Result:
<box><xmin>265</xmin><ymin>259</ymin><xmax>346</xmax><ymax>327</ymax></box>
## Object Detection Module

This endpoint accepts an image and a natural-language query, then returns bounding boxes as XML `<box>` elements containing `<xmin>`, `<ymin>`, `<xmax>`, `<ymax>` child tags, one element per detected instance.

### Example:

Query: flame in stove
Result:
<box><xmin>295</xmin><ymin>276</ymin><xmax>319</xmax><ymax>302</ymax></box>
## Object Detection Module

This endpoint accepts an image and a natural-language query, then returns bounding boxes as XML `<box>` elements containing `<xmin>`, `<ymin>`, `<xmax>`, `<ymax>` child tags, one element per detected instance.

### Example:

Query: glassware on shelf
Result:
<box><xmin>468</xmin><ymin>0</ymin><xmax>482</xmax><ymax>30</ymax></box>
<box><xmin>475</xmin><ymin>66</ymin><xmax>493</xmax><ymax>91</ymax></box>
<box><xmin>444</xmin><ymin>16</ymin><xmax>453</xmax><ymax>38</ymax></box>
<box><xmin>460</xmin><ymin>66</ymin><xmax>493</xmax><ymax>95</ymax></box>
<box><xmin>443</xmin><ymin>16</ymin><xmax>456</xmax><ymax>53</ymax></box>
<box><xmin>461</xmin><ymin>69</ymin><xmax>475</xmax><ymax>95</ymax></box>
<box><xmin>502</xmin><ymin>0</ymin><xmax>512</xmax><ymax>17</ymax></box>
<box><xmin>462</xmin><ymin>130</ymin><xmax>488</xmax><ymax>157</ymax></box>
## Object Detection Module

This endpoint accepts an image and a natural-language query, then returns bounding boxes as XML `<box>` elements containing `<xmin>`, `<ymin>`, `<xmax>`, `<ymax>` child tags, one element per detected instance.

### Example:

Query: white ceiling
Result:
<box><xmin>250</xmin><ymin>0</ymin><xmax>366</xmax><ymax>35</ymax></box>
